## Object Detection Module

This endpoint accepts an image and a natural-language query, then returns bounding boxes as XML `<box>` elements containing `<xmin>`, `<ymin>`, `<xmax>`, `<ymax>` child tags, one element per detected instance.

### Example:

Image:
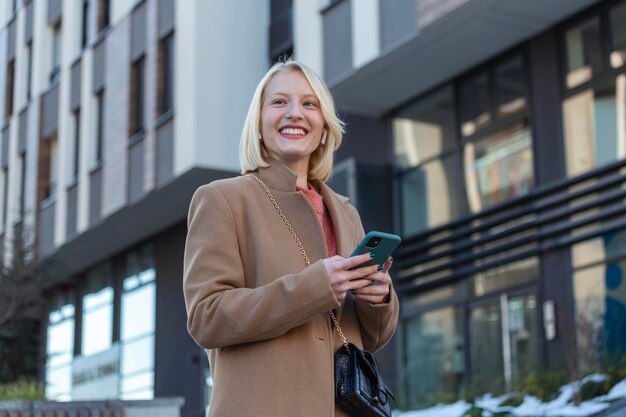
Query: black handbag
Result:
<box><xmin>248</xmin><ymin>174</ymin><xmax>396</xmax><ymax>417</ymax></box>
<box><xmin>335</xmin><ymin>342</ymin><xmax>395</xmax><ymax>417</ymax></box>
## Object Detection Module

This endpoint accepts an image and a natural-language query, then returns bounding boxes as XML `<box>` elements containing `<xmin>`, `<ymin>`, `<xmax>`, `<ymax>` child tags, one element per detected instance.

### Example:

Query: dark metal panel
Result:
<box><xmin>47</xmin><ymin>0</ymin><xmax>62</xmax><ymax>25</ymax></box>
<box><xmin>540</xmin><ymin>248</ymin><xmax>576</xmax><ymax>372</ymax></box>
<box><xmin>24</xmin><ymin>1</ymin><xmax>34</xmax><ymax>44</ymax></box>
<box><xmin>154</xmin><ymin>223</ymin><xmax>206</xmax><ymax>417</ymax></box>
<box><xmin>529</xmin><ymin>32</ymin><xmax>566</xmax><ymax>186</ymax></box>
<box><xmin>380</xmin><ymin>0</ymin><xmax>415</xmax><ymax>51</ymax></box>
<box><xmin>158</xmin><ymin>0</ymin><xmax>174</xmax><ymax>38</ymax></box>
<box><xmin>18</xmin><ymin>107</ymin><xmax>28</xmax><ymax>153</ymax></box>
<box><xmin>38</xmin><ymin>201</ymin><xmax>56</xmax><ymax>257</ymax></box>
<box><xmin>93</xmin><ymin>38</ymin><xmax>106</xmax><ymax>93</ymax></box>
<box><xmin>70</xmin><ymin>59</ymin><xmax>82</xmax><ymax>111</ymax></box>
<box><xmin>156</xmin><ymin>118</ymin><xmax>173</xmax><ymax>186</ymax></box>
<box><xmin>1</xmin><ymin>126</ymin><xmax>8</xmax><ymax>169</ymax></box>
<box><xmin>66</xmin><ymin>183</ymin><xmax>78</xmax><ymax>239</ymax></box>
<box><xmin>334</xmin><ymin>113</ymin><xmax>390</xmax><ymax>166</ymax></box>
<box><xmin>323</xmin><ymin>0</ymin><xmax>352</xmax><ymax>83</ymax></box>
<box><xmin>128</xmin><ymin>138</ymin><xmax>144</xmax><ymax>203</ymax></box>
<box><xmin>41</xmin><ymin>84</ymin><xmax>60</xmax><ymax>139</ymax></box>
<box><xmin>89</xmin><ymin>167</ymin><xmax>102</xmax><ymax>226</ymax></box>
<box><xmin>131</xmin><ymin>2</ymin><xmax>146</xmax><ymax>61</ymax></box>
<box><xmin>7</xmin><ymin>19</ymin><xmax>16</xmax><ymax>61</ymax></box>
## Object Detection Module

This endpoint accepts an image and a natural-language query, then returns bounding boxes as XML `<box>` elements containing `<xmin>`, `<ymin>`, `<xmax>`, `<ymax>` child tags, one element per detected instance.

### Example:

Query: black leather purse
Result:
<box><xmin>335</xmin><ymin>342</ymin><xmax>395</xmax><ymax>417</ymax></box>
<box><xmin>248</xmin><ymin>174</ymin><xmax>396</xmax><ymax>417</ymax></box>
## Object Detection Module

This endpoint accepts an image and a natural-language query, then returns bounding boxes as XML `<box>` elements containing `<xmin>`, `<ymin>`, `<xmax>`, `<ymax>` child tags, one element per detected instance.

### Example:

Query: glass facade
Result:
<box><xmin>120</xmin><ymin>244</ymin><xmax>156</xmax><ymax>399</ymax></box>
<box><xmin>393</xmin><ymin>86</ymin><xmax>460</xmax><ymax>235</ymax></box>
<box><xmin>44</xmin><ymin>243</ymin><xmax>157</xmax><ymax>401</ymax></box>
<box><xmin>45</xmin><ymin>291</ymin><xmax>75</xmax><ymax>400</ymax></box>
<box><xmin>403</xmin><ymin>306</ymin><xmax>465</xmax><ymax>408</ymax></box>
<box><xmin>393</xmin><ymin>53</ymin><xmax>534</xmax><ymax>237</ymax></box>
<box><xmin>82</xmin><ymin>263</ymin><xmax>113</xmax><ymax>356</ymax></box>
<box><xmin>572</xmin><ymin>229</ymin><xmax>626</xmax><ymax>374</ymax></box>
<box><xmin>562</xmin><ymin>5</ymin><xmax>626</xmax><ymax>177</ymax></box>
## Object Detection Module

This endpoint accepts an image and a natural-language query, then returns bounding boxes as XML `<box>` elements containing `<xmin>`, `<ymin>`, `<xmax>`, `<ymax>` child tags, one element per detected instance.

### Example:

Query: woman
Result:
<box><xmin>183</xmin><ymin>59</ymin><xmax>399</xmax><ymax>417</ymax></box>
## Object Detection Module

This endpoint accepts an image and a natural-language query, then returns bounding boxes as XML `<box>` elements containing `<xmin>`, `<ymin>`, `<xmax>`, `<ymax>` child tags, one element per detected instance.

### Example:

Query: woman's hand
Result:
<box><xmin>352</xmin><ymin>256</ymin><xmax>393</xmax><ymax>304</ymax></box>
<box><xmin>323</xmin><ymin>253</ymin><xmax>380</xmax><ymax>302</ymax></box>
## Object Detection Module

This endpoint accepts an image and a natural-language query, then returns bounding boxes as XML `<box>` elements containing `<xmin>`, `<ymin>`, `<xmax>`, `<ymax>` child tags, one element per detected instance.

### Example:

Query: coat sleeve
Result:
<box><xmin>347</xmin><ymin>204</ymin><xmax>400</xmax><ymax>352</ymax></box>
<box><xmin>183</xmin><ymin>184</ymin><xmax>340</xmax><ymax>349</ymax></box>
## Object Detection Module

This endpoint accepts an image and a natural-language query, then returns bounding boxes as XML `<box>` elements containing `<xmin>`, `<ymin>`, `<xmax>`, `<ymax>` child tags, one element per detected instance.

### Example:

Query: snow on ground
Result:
<box><xmin>393</xmin><ymin>376</ymin><xmax>626</xmax><ymax>417</ymax></box>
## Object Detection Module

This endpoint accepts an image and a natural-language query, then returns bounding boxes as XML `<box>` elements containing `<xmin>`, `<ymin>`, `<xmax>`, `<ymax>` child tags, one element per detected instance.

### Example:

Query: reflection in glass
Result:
<box><xmin>472</xmin><ymin>257</ymin><xmax>538</xmax><ymax>296</ymax></box>
<box><xmin>565</xmin><ymin>17</ymin><xmax>602</xmax><ymax>88</ymax></box>
<box><xmin>120</xmin><ymin>244</ymin><xmax>156</xmax><ymax>400</ymax></box>
<box><xmin>460</xmin><ymin>72</ymin><xmax>491</xmax><ymax>137</ymax></box>
<box><xmin>464</xmin><ymin>122</ymin><xmax>534</xmax><ymax>212</ymax></box>
<box><xmin>393</xmin><ymin>86</ymin><xmax>456</xmax><ymax>167</ymax></box>
<box><xmin>470</xmin><ymin>294</ymin><xmax>538</xmax><ymax>395</ymax></box>
<box><xmin>45</xmin><ymin>294</ymin><xmax>75</xmax><ymax>400</ymax></box>
<box><xmin>82</xmin><ymin>303</ymin><xmax>113</xmax><ymax>356</ymax></box>
<box><xmin>82</xmin><ymin>263</ymin><xmax>113</xmax><ymax>357</ymax></box>
<box><xmin>572</xmin><ymin>230</ymin><xmax>626</xmax><ymax>373</ymax></box>
<box><xmin>563</xmin><ymin>81</ymin><xmax>625</xmax><ymax>176</ymax></box>
<box><xmin>401</xmin><ymin>154</ymin><xmax>460</xmax><ymax>235</ymax></box>
<box><xmin>610</xmin><ymin>2</ymin><xmax>626</xmax><ymax>69</ymax></box>
<box><xmin>404</xmin><ymin>307</ymin><xmax>465</xmax><ymax>408</ymax></box>
<box><xmin>495</xmin><ymin>55</ymin><xmax>527</xmax><ymax>117</ymax></box>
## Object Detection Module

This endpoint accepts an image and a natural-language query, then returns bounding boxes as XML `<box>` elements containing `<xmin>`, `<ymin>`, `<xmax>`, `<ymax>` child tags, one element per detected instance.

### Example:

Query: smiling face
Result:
<box><xmin>260</xmin><ymin>69</ymin><xmax>325</xmax><ymax>171</ymax></box>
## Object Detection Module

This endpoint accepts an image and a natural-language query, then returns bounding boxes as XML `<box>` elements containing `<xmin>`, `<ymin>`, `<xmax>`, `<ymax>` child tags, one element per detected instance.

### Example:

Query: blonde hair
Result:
<box><xmin>239</xmin><ymin>59</ymin><xmax>345</xmax><ymax>182</ymax></box>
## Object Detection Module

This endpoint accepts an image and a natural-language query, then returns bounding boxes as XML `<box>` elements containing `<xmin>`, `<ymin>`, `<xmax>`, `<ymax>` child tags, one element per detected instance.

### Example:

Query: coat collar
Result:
<box><xmin>253</xmin><ymin>158</ymin><xmax>349</xmax><ymax>203</ymax></box>
<box><xmin>252</xmin><ymin>158</ymin><xmax>354</xmax><ymax>257</ymax></box>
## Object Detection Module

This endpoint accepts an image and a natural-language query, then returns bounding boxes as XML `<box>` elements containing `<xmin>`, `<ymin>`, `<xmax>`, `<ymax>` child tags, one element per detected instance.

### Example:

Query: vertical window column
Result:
<box><xmin>45</xmin><ymin>292</ymin><xmax>75</xmax><ymax>401</ymax></box>
<box><xmin>120</xmin><ymin>244</ymin><xmax>156</xmax><ymax>399</ymax></box>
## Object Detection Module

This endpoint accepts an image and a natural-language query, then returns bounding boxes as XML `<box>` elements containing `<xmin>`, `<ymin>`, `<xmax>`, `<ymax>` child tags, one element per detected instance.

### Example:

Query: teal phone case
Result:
<box><xmin>350</xmin><ymin>231</ymin><xmax>401</xmax><ymax>269</ymax></box>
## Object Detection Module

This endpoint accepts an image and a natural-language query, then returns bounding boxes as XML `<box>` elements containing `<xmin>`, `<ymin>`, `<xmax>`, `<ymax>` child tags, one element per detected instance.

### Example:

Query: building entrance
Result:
<box><xmin>469</xmin><ymin>292</ymin><xmax>540</xmax><ymax>395</ymax></box>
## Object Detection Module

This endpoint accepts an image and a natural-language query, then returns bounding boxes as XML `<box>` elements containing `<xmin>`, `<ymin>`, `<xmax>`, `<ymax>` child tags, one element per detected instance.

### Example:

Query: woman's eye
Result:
<box><xmin>304</xmin><ymin>101</ymin><xmax>318</xmax><ymax>107</ymax></box>
<box><xmin>272</xmin><ymin>99</ymin><xmax>286</xmax><ymax>105</ymax></box>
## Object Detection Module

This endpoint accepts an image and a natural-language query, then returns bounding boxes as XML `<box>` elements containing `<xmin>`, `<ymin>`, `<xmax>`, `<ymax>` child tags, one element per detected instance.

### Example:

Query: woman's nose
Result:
<box><xmin>285</xmin><ymin>102</ymin><xmax>304</xmax><ymax>120</ymax></box>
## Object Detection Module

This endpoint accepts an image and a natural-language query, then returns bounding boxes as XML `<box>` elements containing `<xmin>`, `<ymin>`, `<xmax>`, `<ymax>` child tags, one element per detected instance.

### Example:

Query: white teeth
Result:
<box><xmin>281</xmin><ymin>128</ymin><xmax>306</xmax><ymax>135</ymax></box>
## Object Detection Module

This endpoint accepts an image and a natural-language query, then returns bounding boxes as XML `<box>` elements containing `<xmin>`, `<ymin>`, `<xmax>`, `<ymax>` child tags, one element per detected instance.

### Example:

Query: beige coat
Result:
<box><xmin>183</xmin><ymin>160</ymin><xmax>399</xmax><ymax>417</ymax></box>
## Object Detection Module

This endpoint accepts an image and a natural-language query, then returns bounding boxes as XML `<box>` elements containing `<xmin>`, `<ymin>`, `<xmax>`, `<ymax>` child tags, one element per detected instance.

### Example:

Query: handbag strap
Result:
<box><xmin>247</xmin><ymin>173</ymin><xmax>351</xmax><ymax>353</ymax></box>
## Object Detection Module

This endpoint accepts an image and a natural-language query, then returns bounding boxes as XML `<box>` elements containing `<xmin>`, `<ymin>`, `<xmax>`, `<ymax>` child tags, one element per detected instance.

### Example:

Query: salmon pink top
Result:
<box><xmin>297</xmin><ymin>183</ymin><xmax>337</xmax><ymax>257</ymax></box>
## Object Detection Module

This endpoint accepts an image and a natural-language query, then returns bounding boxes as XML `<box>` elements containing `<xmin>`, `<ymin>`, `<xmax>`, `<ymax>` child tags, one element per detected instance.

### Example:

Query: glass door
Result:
<box><xmin>469</xmin><ymin>292</ymin><xmax>539</xmax><ymax>395</ymax></box>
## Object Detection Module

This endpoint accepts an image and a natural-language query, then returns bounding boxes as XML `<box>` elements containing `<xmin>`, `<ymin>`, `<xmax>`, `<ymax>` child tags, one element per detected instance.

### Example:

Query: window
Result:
<box><xmin>81</xmin><ymin>0</ymin><xmax>89</xmax><ymax>49</ymax></box>
<box><xmin>98</xmin><ymin>0</ymin><xmax>111</xmax><ymax>32</ymax></box>
<box><xmin>39</xmin><ymin>137</ymin><xmax>58</xmax><ymax>201</ymax></box>
<box><xmin>130</xmin><ymin>57</ymin><xmax>145</xmax><ymax>136</ymax></box>
<box><xmin>403</xmin><ymin>306</ymin><xmax>465</xmax><ymax>408</ymax></box>
<box><xmin>94</xmin><ymin>91</ymin><xmax>104</xmax><ymax>164</ymax></box>
<box><xmin>50</xmin><ymin>22</ymin><xmax>61</xmax><ymax>83</ymax></box>
<box><xmin>72</xmin><ymin>110</ymin><xmax>80</xmax><ymax>180</ymax></box>
<box><xmin>4</xmin><ymin>59</ymin><xmax>15</xmax><ymax>118</ymax></box>
<box><xmin>81</xmin><ymin>263</ymin><xmax>113</xmax><ymax>356</ymax></box>
<box><xmin>393</xmin><ymin>53</ymin><xmax>533</xmax><ymax>236</ymax></box>
<box><xmin>0</xmin><ymin>169</ymin><xmax>7</xmax><ymax>234</ymax></box>
<box><xmin>45</xmin><ymin>292</ymin><xmax>75</xmax><ymax>401</ymax></box>
<box><xmin>562</xmin><ymin>3</ymin><xmax>626</xmax><ymax>177</ymax></box>
<box><xmin>461</xmin><ymin>55</ymin><xmax>533</xmax><ymax>212</ymax></box>
<box><xmin>393</xmin><ymin>85</ymin><xmax>461</xmax><ymax>235</ymax></box>
<box><xmin>17</xmin><ymin>152</ymin><xmax>26</xmax><ymax>219</ymax></box>
<box><xmin>26</xmin><ymin>42</ymin><xmax>32</xmax><ymax>101</ymax></box>
<box><xmin>120</xmin><ymin>244</ymin><xmax>156</xmax><ymax>399</ymax></box>
<box><xmin>572</xmin><ymin>229</ymin><xmax>626</xmax><ymax>374</ymax></box>
<box><xmin>157</xmin><ymin>33</ymin><xmax>174</xmax><ymax>116</ymax></box>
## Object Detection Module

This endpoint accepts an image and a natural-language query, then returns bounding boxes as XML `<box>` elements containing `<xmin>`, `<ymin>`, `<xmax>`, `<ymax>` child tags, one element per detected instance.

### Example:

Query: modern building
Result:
<box><xmin>0</xmin><ymin>0</ymin><xmax>625</xmax><ymax>415</ymax></box>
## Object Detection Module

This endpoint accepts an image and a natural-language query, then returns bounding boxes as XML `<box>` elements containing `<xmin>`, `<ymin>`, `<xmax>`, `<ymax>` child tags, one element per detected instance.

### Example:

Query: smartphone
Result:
<box><xmin>349</xmin><ymin>231</ymin><xmax>401</xmax><ymax>270</ymax></box>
